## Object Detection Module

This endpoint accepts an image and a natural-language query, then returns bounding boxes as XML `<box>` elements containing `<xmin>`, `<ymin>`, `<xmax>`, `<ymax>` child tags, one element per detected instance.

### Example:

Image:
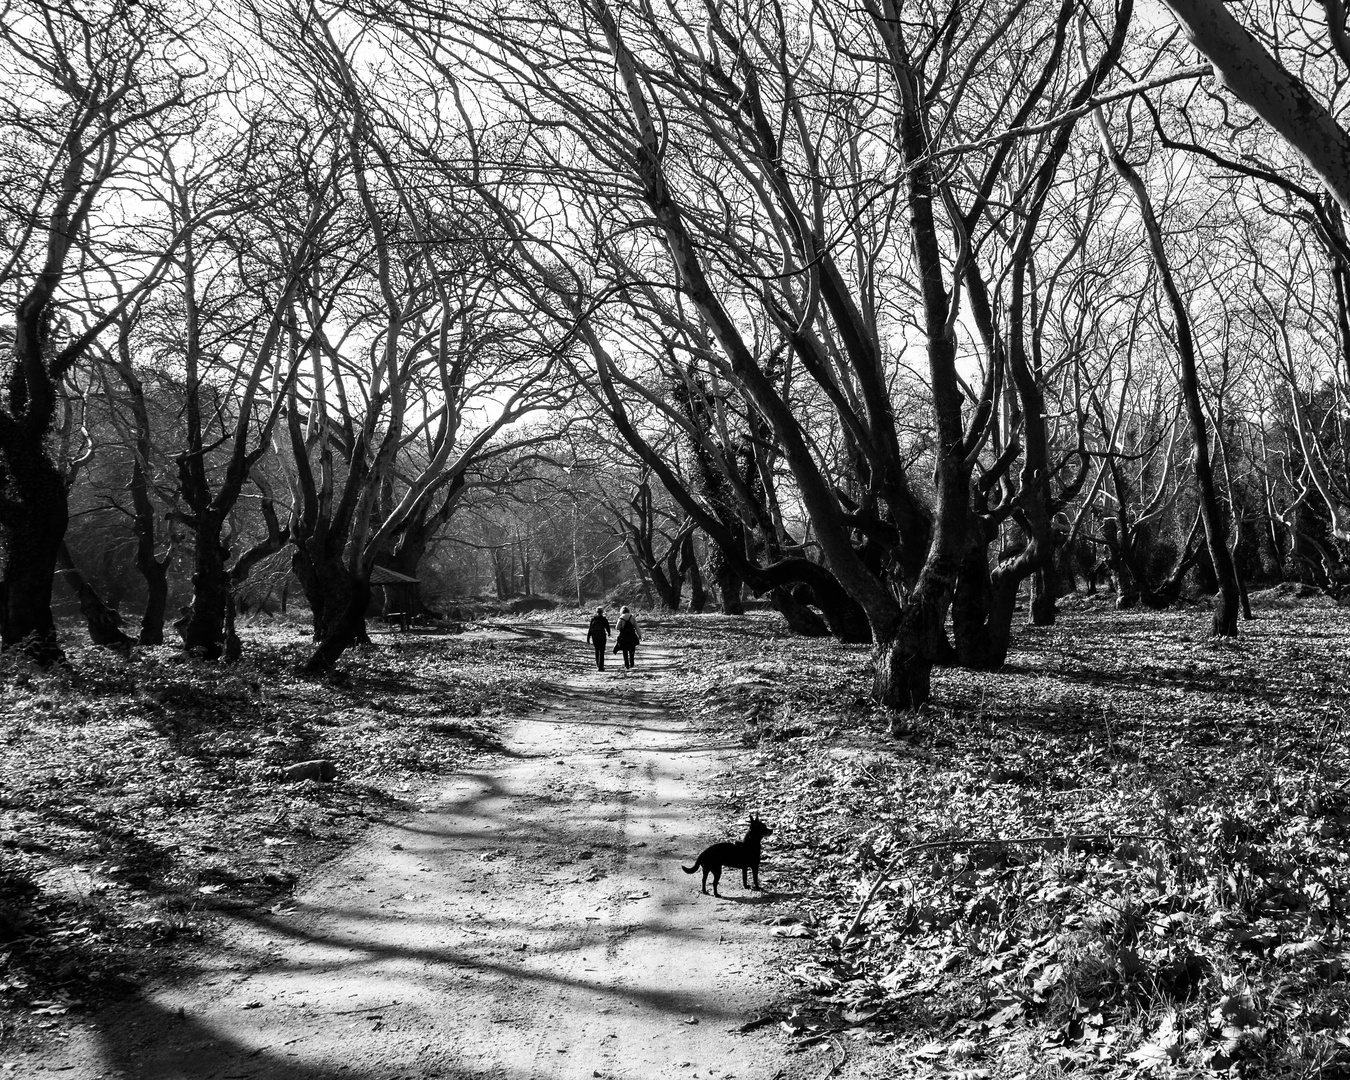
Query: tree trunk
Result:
<box><xmin>180</xmin><ymin>513</ymin><xmax>231</xmax><ymax>660</ymax></box>
<box><xmin>292</xmin><ymin>547</ymin><xmax>363</xmax><ymax>643</ymax></box>
<box><xmin>682</xmin><ymin>531</ymin><xmax>707</xmax><ymax>612</ymax></box>
<box><xmin>1029</xmin><ymin>563</ymin><xmax>1059</xmax><ymax>626</ymax></box>
<box><xmin>0</xmin><ymin>449</ymin><xmax>68</xmax><ymax>663</ymax></box>
<box><xmin>706</xmin><ymin>545</ymin><xmax>745</xmax><ymax>614</ymax></box>
<box><xmin>304</xmin><ymin>576</ymin><xmax>373</xmax><ymax>672</ymax></box>
<box><xmin>115</xmin><ymin>337</ymin><xmax>173</xmax><ymax>646</ymax></box>
<box><xmin>770</xmin><ymin>586</ymin><xmax>830</xmax><ymax>637</ymax></box>
<box><xmin>136</xmin><ymin>546</ymin><xmax>170</xmax><ymax>646</ymax></box>
<box><xmin>871</xmin><ymin>597</ymin><xmax>947</xmax><ymax>710</ymax></box>
<box><xmin>224</xmin><ymin>592</ymin><xmax>242</xmax><ymax>663</ymax></box>
<box><xmin>384</xmin><ymin>546</ymin><xmax>433</xmax><ymax>620</ymax></box>
<box><xmin>798</xmin><ymin>574</ymin><xmax>872</xmax><ymax>644</ymax></box>
<box><xmin>950</xmin><ymin>535</ymin><xmax>1019</xmax><ymax>670</ymax></box>
<box><xmin>649</xmin><ymin>565</ymin><xmax>679</xmax><ymax>610</ymax></box>
<box><xmin>648</xmin><ymin>530</ymin><xmax>684</xmax><ymax>611</ymax></box>
<box><xmin>56</xmin><ymin>543</ymin><xmax>133</xmax><ymax>650</ymax></box>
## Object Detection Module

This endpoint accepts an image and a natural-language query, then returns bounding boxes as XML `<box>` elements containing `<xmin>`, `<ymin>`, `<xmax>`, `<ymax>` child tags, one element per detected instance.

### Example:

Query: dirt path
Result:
<box><xmin>55</xmin><ymin>628</ymin><xmax>813</xmax><ymax>1080</ymax></box>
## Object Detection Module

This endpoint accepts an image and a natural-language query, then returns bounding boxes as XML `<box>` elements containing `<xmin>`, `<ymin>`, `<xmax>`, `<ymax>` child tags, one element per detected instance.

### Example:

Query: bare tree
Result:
<box><xmin>0</xmin><ymin>0</ymin><xmax>201</xmax><ymax>659</ymax></box>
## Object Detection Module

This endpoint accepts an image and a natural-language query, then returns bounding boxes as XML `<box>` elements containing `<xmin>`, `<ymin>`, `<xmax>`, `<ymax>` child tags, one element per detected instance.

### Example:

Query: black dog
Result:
<box><xmin>681</xmin><ymin>815</ymin><xmax>772</xmax><ymax>896</ymax></box>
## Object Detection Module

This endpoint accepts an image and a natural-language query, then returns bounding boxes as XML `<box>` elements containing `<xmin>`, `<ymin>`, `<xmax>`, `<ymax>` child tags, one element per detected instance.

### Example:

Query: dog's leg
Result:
<box><xmin>700</xmin><ymin>867</ymin><xmax>709</xmax><ymax>894</ymax></box>
<box><xmin>711</xmin><ymin>867</ymin><xmax>722</xmax><ymax>897</ymax></box>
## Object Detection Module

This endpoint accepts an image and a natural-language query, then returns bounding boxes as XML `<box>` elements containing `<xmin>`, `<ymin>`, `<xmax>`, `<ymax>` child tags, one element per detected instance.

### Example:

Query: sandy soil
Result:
<box><xmin>44</xmin><ymin>628</ymin><xmax>822</xmax><ymax>1080</ymax></box>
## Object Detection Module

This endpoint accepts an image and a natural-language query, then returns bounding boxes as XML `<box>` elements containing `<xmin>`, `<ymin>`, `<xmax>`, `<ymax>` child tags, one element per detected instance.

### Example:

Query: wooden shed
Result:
<box><xmin>370</xmin><ymin>564</ymin><xmax>420</xmax><ymax>630</ymax></box>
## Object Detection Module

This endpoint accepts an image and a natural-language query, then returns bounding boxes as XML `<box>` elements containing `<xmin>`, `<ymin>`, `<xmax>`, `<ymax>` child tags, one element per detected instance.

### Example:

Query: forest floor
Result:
<box><xmin>2</xmin><ymin>594</ymin><xmax>1350</xmax><ymax>1078</ymax></box>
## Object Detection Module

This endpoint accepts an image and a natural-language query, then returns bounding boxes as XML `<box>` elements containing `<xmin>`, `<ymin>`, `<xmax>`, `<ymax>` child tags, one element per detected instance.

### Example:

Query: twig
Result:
<box><xmin>820</xmin><ymin>1034</ymin><xmax>847</xmax><ymax>1078</ymax></box>
<box><xmin>843</xmin><ymin>832</ymin><xmax>1173</xmax><ymax>942</ymax></box>
<box><xmin>325</xmin><ymin>1001</ymin><xmax>402</xmax><ymax>1016</ymax></box>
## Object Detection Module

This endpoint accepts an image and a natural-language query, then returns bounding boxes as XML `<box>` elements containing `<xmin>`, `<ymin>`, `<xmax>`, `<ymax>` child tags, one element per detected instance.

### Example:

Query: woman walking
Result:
<box><xmin>615</xmin><ymin>606</ymin><xmax>641</xmax><ymax>669</ymax></box>
<box><xmin>586</xmin><ymin>606</ymin><xmax>612</xmax><ymax>671</ymax></box>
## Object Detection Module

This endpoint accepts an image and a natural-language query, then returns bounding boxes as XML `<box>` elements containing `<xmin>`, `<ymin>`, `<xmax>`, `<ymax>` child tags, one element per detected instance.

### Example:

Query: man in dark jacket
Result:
<box><xmin>586</xmin><ymin>606</ymin><xmax>612</xmax><ymax>671</ymax></box>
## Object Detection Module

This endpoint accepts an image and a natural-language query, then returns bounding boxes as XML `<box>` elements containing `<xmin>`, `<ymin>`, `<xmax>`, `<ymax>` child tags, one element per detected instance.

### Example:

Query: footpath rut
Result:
<box><xmin>58</xmin><ymin>629</ymin><xmax>810</xmax><ymax>1080</ymax></box>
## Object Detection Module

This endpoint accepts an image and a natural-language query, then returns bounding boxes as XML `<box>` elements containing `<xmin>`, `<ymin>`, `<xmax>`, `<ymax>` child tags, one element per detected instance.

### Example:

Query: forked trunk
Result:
<box><xmin>870</xmin><ymin>584</ymin><xmax>956</xmax><ymax>708</ymax></box>
<box><xmin>649</xmin><ymin>563</ymin><xmax>680</xmax><ymax>611</ymax></box>
<box><xmin>870</xmin><ymin>594</ymin><xmax>949</xmax><ymax>710</ymax></box>
<box><xmin>129</xmin><ymin>439</ymin><xmax>171</xmax><ymax>645</ymax></box>
<box><xmin>293</xmin><ymin>549</ymin><xmax>371</xmax><ymax>647</ymax></box>
<box><xmin>292</xmin><ymin>548</ymin><xmax>346</xmax><ymax>641</ymax></box>
<box><xmin>871</xmin><ymin>637</ymin><xmax>931</xmax><ymax>710</ymax></box>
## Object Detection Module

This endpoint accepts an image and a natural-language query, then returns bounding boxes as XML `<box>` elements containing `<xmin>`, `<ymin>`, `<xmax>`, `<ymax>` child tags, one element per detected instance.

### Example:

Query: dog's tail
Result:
<box><xmin>680</xmin><ymin>861</ymin><xmax>699</xmax><ymax>874</ymax></box>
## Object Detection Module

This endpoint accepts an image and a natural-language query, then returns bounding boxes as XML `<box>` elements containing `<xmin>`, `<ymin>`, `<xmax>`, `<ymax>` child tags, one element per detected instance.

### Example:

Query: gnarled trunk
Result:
<box><xmin>292</xmin><ymin>546</ymin><xmax>367</xmax><ymax>644</ymax></box>
<box><xmin>136</xmin><ymin>544</ymin><xmax>170</xmax><ymax>646</ymax></box>
<box><xmin>304</xmin><ymin>575</ymin><xmax>372</xmax><ymax>672</ymax></box>
<box><xmin>804</xmin><ymin>579</ymin><xmax>872</xmax><ymax>644</ymax></box>
<box><xmin>871</xmin><ymin>595</ymin><xmax>948</xmax><ymax>710</ymax></box>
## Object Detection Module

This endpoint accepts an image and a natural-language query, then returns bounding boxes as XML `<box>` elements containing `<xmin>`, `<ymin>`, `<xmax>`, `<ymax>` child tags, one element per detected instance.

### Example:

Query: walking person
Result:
<box><xmin>615</xmin><ymin>605</ymin><xmax>641</xmax><ymax>670</ymax></box>
<box><xmin>586</xmin><ymin>606</ymin><xmax>612</xmax><ymax>671</ymax></box>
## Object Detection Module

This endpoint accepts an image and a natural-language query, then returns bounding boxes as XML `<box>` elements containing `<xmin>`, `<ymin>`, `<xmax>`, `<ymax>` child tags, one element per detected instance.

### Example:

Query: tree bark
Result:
<box><xmin>870</xmin><ymin>594</ymin><xmax>948</xmax><ymax>711</ymax></box>
<box><xmin>0</xmin><ymin>447</ymin><xmax>67</xmax><ymax>662</ymax></box>
<box><xmin>304</xmin><ymin>576</ymin><xmax>372</xmax><ymax>673</ymax></box>
<box><xmin>293</xmin><ymin>547</ymin><xmax>357</xmax><ymax>642</ymax></box>
<box><xmin>950</xmin><ymin>531</ymin><xmax>1019</xmax><ymax>670</ymax></box>
<box><xmin>1029</xmin><ymin>563</ymin><xmax>1060</xmax><ymax>626</ymax></box>
<box><xmin>181</xmin><ymin>512</ymin><xmax>231</xmax><ymax>660</ymax></box>
<box><xmin>681</xmin><ymin>530</ymin><xmax>706</xmax><ymax>613</ymax></box>
<box><xmin>770</xmin><ymin>586</ymin><xmax>830</xmax><ymax>637</ymax></box>
<box><xmin>705</xmin><ymin>544</ymin><xmax>746</xmax><ymax>614</ymax></box>
<box><xmin>131</xmin><ymin>462</ymin><xmax>172</xmax><ymax>646</ymax></box>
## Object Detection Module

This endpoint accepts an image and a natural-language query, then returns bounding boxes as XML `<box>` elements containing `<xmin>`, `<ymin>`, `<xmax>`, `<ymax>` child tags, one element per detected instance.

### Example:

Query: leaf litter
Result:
<box><xmin>0</xmin><ymin>620</ymin><xmax>553</xmax><ymax>1054</ymax></box>
<box><xmin>4</xmin><ymin>603</ymin><xmax>1350</xmax><ymax>1077</ymax></box>
<box><xmin>659</xmin><ymin>602</ymin><xmax>1350</xmax><ymax>1078</ymax></box>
